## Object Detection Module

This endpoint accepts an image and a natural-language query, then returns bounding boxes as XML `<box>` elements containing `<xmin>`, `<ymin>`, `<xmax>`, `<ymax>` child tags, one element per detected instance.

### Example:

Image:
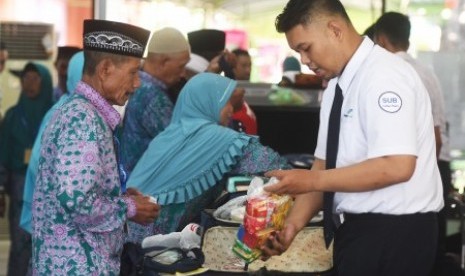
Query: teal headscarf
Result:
<box><xmin>127</xmin><ymin>72</ymin><xmax>253</xmax><ymax>205</ymax></box>
<box><xmin>17</xmin><ymin>63</ymin><xmax>54</xmax><ymax>130</ymax></box>
<box><xmin>66</xmin><ymin>51</ymin><xmax>84</xmax><ymax>94</ymax></box>
<box><xmin>20</xmin><ymin>52</ymin><xmax>84</xmax><ymax>233</ymax></box>
<box><xmin>0</xmin><ymin>62</ymin><xmax>53</xmax><ymax>173</ymax></box>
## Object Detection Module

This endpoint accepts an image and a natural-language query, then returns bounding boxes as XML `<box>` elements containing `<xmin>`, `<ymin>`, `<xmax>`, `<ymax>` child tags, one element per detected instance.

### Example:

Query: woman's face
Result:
<box><xmin>220</xmin><ymin>88</ymin><xmax>244</xmax><ymax>126</ymax></box>
<box><xmin>21</xmin><ymin>71</ymin><xmax>42</xmax><ymax>99</ymax></box>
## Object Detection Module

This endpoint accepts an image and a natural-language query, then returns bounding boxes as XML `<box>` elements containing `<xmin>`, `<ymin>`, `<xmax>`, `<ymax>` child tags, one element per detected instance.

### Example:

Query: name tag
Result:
<box><xmin>24</xmin><ymin>148</ymin><xmax>32</xmax><ymax>164</ymax></box>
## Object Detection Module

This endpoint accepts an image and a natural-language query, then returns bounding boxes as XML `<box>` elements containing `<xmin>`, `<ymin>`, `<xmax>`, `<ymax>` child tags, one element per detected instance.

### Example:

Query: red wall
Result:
<box><xmin>66</xmin><ymin>0</ymin><xmax>93</xmax><ymax>47</ymax></box>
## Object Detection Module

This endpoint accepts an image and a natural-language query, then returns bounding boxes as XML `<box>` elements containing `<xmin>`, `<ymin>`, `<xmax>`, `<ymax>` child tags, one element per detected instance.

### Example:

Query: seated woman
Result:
<box><xmin>126</xmin><ymin>72</ymin><xmax>290</xmax><ymax>242</ymax></box>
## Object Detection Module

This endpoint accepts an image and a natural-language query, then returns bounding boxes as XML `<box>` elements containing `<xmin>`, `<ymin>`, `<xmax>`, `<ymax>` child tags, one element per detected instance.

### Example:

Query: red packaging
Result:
<box><xmin>246</xmin><ymin>196</ymin><xmax>273</xmax><ymax>217</ymax></box>
<box><xmin>243</xmin><ymin>228</ymin><xmax>276</xmax><ymax>249</ymax></box>
<box><xmin>244</xmin><ymin>213</ymin><xmax>267</xmax><ymax>233</ymax></box>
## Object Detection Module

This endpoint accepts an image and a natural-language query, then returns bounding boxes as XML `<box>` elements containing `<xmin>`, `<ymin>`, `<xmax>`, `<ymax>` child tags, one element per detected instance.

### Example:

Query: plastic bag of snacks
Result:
<box><xmin>232</xmin><ymin>177</ymin><xmax>293</xmax><ymax>263</ymax></box>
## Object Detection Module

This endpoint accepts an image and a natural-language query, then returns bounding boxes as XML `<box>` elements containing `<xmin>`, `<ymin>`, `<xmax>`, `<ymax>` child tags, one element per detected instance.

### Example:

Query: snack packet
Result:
<box><xmin>232</xmin><ymin>177</ymin><xmax>293</xmax><ymax>263</ymax></box>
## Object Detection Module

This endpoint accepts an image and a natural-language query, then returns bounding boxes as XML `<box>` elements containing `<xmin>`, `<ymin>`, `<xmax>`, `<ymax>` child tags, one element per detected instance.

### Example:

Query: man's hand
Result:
<box><xmin>206</xmin><ymin>50</ymin><xmax>236</xmax><ymax>74</ymax></box>
<box><xmin>125</xmin><ymin>187</ymin><xmax>143</xmax><ymax>196</ymax></box>
<box><xmin>264</xmin><ymin>169</ymin><xmax>319</xmax><ymax>195</ymax></box>
<box><xmin>260</xmin><ymin>223</ymin><xmax>299</xmax><ymax>260</ymax></box>
<box><xmin>129</xmin><ymin>195</ymin><xmax>160</xmax><ymax>225</ymax></box>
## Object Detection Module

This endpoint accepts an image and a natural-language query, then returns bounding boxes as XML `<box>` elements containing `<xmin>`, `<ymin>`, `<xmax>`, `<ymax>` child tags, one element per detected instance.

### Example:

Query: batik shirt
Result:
<box><xmin>120</xmin><ymin>71</ymin><xmax>173</xmax><ymax>174</ymax></box>
<box><xmin>32</xmin><ymin>81</ymin><xmax>136</xmax><ymax>276</ymax></box>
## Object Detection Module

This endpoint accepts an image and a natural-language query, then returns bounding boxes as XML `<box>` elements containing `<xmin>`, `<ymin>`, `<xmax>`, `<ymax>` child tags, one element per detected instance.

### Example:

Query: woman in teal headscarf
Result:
<box><xmin>126</xmin><ymin>72</ymin><xmax>290</xmax><ymax>242</ymax></box>
<box><xmin>0</xmin><ymin>62</ymin><xmax>53</xmax><ymax>276</ymax></box>
<box><xmin>20</xmin><ymin>51</ymin><xmax>84</xmax><ymax>234</ymax></box>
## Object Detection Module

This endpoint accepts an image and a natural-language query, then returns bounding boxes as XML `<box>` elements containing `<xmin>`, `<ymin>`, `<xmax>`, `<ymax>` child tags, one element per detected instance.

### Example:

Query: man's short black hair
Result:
<box><xmin>363</xmin><ymin>24</ymin><xmax>376</xmax><ymax>40</ymax></box>
<box><xmin>275</xmin><ymin>0</ymin><xmax>351</xmax><ymax>33</ymax></box>
<box><xmin>232</xmin><ymin>48</ymin><xmax>250</xmax><ymax>57</ymax></box>
<box><xmin>374</xmin><ymin>12</ymin><xmax>410</xmax><ymax>49</ymax></box>
<box><xmin>0</xmin><ymin>41</ymin><xmax>6</xmax><ymax>51</ymax></box>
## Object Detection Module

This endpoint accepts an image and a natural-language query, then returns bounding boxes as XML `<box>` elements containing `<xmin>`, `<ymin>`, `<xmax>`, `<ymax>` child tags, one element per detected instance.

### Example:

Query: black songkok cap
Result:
<box><xmin>56</xmin><ymin>46</ymin><xmax>82</xmax><ymax>61</ymax></box>
<box><xmin>83</xmin><ymin>19</ymin><xmax>150</xmax><ymax>58</ymax></box>
<box><xmin>188</xmin><ymin>29</ymin><xmax>225</xmax><ymax>61</ymax></box>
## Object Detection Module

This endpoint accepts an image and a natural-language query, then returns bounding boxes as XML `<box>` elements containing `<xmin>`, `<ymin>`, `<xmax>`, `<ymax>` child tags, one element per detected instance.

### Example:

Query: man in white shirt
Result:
<box><xmin>262</xmin><ymin>1</ymin><xmax>443</xmax><ymax>275</ymax></box>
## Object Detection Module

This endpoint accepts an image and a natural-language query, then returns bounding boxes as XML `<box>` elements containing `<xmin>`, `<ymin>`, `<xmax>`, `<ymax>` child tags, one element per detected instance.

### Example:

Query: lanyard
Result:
<box><xmin>113</xmin><ymin>134</ymin><xmax>128</xmax><ymax>193</ymax></box>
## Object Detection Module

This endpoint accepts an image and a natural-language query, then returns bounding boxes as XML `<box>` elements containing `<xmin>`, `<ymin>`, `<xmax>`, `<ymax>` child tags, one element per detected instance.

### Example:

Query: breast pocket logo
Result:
<box><xmin>378</xmin><ymin>92</ymin><xmax>402</xmax><ymax>113</ymax></box>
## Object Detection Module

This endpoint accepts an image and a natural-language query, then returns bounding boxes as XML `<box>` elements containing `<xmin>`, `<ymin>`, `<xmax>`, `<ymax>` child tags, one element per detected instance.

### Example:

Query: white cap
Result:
<box><xmin>148</xmin><ymin>27</ymin><xmax>190</xmax><ymax>54</ymax></box>
<box><xmin>185</xmin><ymin>53</ymin><xmax>209</xmax><ymax>73</ymax></box>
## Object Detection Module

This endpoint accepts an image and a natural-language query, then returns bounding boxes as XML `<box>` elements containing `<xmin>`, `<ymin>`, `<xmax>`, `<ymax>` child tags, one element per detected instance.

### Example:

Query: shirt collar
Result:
<box><xmin>395</xmin><ymin>51</ymin><xmax>411</xmax><ymax>60</ymax></box>
<box><xmin>139</xmin><ymin>70</ymin><xmax>167</xmax><ymax>91</ymax></box>
<box><xmin>337</xmin><ymin>37</ymin><xmax>375</xmax><ymax>93</ymax></box>
<box><xmin>75</xmin><ymin>81</ymin><xmax>121</xmax><ymax>130</ymax></box>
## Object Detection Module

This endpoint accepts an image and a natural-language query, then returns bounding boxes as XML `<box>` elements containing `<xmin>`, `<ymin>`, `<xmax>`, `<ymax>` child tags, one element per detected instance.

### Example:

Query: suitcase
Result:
<box><xmin>201</xmin><ymin>226</ymin><xmax>333</xmax><ymax>275</ymax></box>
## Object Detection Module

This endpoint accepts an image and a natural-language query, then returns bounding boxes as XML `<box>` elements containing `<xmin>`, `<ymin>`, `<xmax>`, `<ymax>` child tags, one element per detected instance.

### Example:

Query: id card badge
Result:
<box><xmin>24</xmin><ymin>148</ymin><xmax>32</xmax><ymax>164</ymax></box>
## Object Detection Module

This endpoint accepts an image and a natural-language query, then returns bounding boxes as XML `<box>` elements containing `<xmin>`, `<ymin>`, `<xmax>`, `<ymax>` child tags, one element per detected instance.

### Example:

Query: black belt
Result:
<box><xmin>341</xmin><ymin>212</ymin><xmax>437</xmax><ymax>223</ymax></box>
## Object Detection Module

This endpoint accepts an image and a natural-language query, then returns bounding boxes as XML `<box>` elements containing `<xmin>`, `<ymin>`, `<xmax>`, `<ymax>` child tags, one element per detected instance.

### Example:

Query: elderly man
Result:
<box><xmin>120</xmin><ymin>27</ymin><xmax>190</xmax><ymax>176</ymax></box>
<box><xmin>32</xmin><ymin>19</ymin><xmax>160</xmax><ymax>275</ymax></box>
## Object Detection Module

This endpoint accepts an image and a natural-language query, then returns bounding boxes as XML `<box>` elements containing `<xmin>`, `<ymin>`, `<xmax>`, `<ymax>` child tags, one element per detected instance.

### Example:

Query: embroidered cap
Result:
<box><xmin>83</xmin><ymin>19</ymin><xmax>150</xmax><ymax>58</ymax></box>
<box><xmin>188</xmin><ymin>29</ymin><xmax>225</xmax><ymax>61</ymax></box>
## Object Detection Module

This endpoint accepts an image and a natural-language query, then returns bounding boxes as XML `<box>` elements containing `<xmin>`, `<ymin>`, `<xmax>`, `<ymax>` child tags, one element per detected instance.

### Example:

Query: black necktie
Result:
<box><xmin>323</xmin><ymin>83</ymin><xmax>343</xmax><ymax>248</ymax></box>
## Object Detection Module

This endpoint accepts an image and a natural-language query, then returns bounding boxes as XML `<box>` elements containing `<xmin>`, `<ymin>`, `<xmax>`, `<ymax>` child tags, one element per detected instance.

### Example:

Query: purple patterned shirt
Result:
<box><xmin>32</xmin><ymin>81</ymin><xmax>134</xmax><ymax>275</ymax></box>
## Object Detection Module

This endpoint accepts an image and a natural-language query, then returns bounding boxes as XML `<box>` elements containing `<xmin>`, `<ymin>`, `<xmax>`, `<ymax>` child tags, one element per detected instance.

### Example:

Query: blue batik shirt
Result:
<box><xmin>120</xmin><ymin>70</ymin><xmax>173</xmax><ymax>175</ymax></box>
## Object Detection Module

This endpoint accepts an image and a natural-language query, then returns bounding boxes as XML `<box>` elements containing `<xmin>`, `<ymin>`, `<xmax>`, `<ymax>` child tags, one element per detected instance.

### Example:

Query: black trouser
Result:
<box><xmin>332</xmin><ymin>212</ymin><xmax>438</xmax><ymax>276</ymax></box>
<box><xmin>437</xmin><ymin>159</ymin><xmax>452</xmax><ymax>253</ymax></box>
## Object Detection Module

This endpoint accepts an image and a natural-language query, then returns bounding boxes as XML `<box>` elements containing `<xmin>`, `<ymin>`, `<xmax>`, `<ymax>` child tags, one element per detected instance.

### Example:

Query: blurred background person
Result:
<box><xmin>231</xmin><ymin>48</ymin><xmax>251</xmax><ymax>81</ymax></box>
<box><xmin>0</xmin><ymin>42</ymin><xmax>9</xmax><ymax>122</ymax></box>
<box><xmin>0</xmin><ymin>62</ymin><xmax>52</xmax><ymax>276</ymax></box>
<box><xmin>278</xmin><ymin>56</ymin><xmax>301</xmax><ymax>87</ymax></box>
<box><xmin>230</xmin><ymin>48</ymin><xmax>257</xmax><ymax>135</ymax></box>
<box><xmin>0</xmin><ymin>42</ymin><xmax>7</xmax><ymax>73</ymax></box>
<box><xmin>187</xmin><ymin>29</ymin><xmax>233</xmax><ymax>78</ymax></box>
<box><xmin>172</xmin><ymin>29</ymin><xmax>236</xmax><ymax>103</ymax></box>
<box><xmin>52</xmin><ymin>46</ymin><xmax>81</xmax><ymax>102</ymax></box>
<box><xmin>374</xmin><ymin>11</ymin><xmax>457</xmax><ymax>276</ymax></box>
<box><xmin>0</xmin><ymin>41</ymin><xmax>9</xmax><ymax>219</ymax></box>
<box><xmin>20</xmin><ymin>51</ymin><xmax>84</xmax><ymax>234</ymax></box>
